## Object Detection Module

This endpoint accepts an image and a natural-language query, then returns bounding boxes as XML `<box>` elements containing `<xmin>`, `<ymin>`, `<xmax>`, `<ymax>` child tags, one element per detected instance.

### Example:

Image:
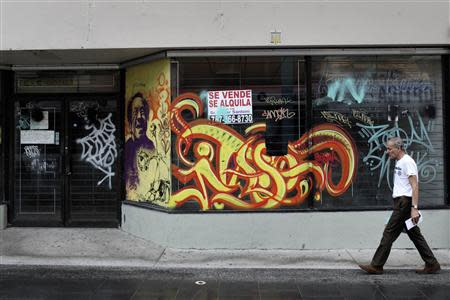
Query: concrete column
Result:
<box><xmin>0</xmin><ymin>204</ymin><xmax>7</xmax><ymax>229</ymax></box>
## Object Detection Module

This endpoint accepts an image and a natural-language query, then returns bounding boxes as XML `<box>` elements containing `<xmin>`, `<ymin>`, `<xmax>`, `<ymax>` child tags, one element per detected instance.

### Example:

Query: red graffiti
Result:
<box><xmin>169</xmin><ymin>93</ymin><xmax>358</xmax><ymax>210</ymax></box>
<box><xmin>314</xmin><ymin>152</ymin><xmax>337</xmax><ymax>165</ymax></box>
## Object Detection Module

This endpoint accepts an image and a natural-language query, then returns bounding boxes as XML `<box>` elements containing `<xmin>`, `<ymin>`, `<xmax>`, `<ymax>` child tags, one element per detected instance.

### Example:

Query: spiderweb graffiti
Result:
<box><xmin>76</xmin><ymin>113</ymin><xmax>117</xmax><ymax>189</ymax></box>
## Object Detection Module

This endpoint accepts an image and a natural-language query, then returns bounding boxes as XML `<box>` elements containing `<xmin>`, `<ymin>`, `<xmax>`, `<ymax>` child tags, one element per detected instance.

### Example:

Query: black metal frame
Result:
<box><xmin>118</xmin><ymin>69</ymin><xmax>126</xmax><ymax>224</ymax></box>
<box><xmin>7</xmin><ymin>93</ymin><xmax>122</xmax><ymax>227</ymax></box>
<box><xmin>305</xmin><ymin>56</ymin><xmax>315</xmax><ymax>209</ymax></box>
<box><xmin>2</xmin><ymin>72</ymin><xmax>14</xmax><ymax>225</ymax></box>
<box><xmin>0</xmin><ymin>72</ymin><xmax>6</xmax><ymax>204</ymax></box>
<box><xmin>0</xmin><ymin>72</ymin><xmax>3</xmax><ymax>204</ymax></box>
<box><xmin>442</xmin><ymin>55</ymin><xmax>449</xmax><ymax>206</ymax></box>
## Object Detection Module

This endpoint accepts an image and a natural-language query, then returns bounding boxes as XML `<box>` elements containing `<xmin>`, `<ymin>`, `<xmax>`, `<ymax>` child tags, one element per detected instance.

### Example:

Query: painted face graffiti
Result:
<box><xmin>131</xmin><ymin>96</ymin><xmax>148</xmax><ymax>140</ymax></box>
<box><xmin>125</xmin><ymin>69</ymin><xmax>171</xmax><ymax>205</ymax></box>
<box><xmin>169</xmin><ymin>93</ymin><xmax>358</xmax><ymax>211</ymax></box>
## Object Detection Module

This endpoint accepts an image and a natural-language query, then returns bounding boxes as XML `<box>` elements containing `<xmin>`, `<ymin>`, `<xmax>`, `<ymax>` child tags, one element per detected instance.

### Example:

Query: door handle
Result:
<box><xmin>67</xmin><ymin>171</ymin><xmax>72</xmax><ymax>176</ymax></box>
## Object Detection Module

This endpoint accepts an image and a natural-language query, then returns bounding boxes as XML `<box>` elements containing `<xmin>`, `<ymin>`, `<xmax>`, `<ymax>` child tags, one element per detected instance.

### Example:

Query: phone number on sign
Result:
<box><xmin>210</xmin><ymin>114</ymin><xmax>253</xmax><ymax>124</ymax></box>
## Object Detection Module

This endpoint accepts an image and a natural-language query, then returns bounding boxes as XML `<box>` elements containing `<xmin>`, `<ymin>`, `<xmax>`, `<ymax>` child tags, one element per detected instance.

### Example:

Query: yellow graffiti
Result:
<box><xmin>170</xmin><ymin>93</ymin><xmax>358</xmax><ymax>210</ymax></box>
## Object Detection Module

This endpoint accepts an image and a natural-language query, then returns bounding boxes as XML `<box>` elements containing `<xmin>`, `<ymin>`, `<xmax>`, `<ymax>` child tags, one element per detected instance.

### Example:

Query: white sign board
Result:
<box><xmin>207</xmin><ymin>89</ymin><xmax>253</xmax><ymax>124</ymax></box>
<box><xmin>21</xmin><ymin>130</ymin><xmax>55</xmax><ymax>144</ymax></box>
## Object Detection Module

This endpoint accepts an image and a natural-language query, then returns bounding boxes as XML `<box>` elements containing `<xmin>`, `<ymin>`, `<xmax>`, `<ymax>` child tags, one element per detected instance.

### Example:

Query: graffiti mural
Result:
<box><xmin>309</xmin><ymin>56</ymin><xmax>446</xmax><ymax>207</ymax></box>
<box><xmin>169</xmin><ymin>93</ymin><xmax>358</xmax><ymax>211</ymax></box>
<box><xmin>125</xmin><ymin>59</ymin><xmax>171</xmax><ymax>205</ymax></box>
<box><xmin>357</xmin><ymin>113</ymin><xmax>440</xmax><ymax>189</ymax></box>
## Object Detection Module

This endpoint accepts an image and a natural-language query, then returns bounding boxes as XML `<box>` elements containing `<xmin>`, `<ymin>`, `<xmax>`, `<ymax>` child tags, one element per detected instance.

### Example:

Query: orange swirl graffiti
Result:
<box><xmin>170</xmin><ymin>93</ymin><xmax>358</xmax><ymax>210</ymax></box>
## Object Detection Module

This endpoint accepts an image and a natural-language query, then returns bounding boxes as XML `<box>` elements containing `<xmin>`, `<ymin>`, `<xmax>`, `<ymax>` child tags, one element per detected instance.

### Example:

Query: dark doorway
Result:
<box><xmin>10</xmin><ymin>96</ymin><xmax>121</xmax><ymax>227</ymax></box>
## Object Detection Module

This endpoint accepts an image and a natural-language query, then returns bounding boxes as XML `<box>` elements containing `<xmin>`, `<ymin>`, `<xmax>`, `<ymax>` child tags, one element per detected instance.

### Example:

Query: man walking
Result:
<box><xmin>359</xmin><ymin>137</ymin><xmax>440</xmax><ymax>274</ymax></box>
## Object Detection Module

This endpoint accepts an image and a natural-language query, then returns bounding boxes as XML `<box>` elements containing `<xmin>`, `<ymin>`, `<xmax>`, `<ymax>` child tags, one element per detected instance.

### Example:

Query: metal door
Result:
<box><xmin>67</xmin><ymin>98</ymin><xmax>120</xmax><ymax>226</ymax></box>
<box><xmin>12</xmin><ymin>99</ymin><xmax>64</xmax><ymax>225</ymax></box>
<box><xmin>11</xmin><ymin>97</ymin><xmax>120</xmax><ymax>226</ymax></box>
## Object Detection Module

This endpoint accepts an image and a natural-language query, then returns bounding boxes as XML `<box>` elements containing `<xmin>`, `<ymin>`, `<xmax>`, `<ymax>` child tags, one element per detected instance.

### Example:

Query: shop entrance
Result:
<box><xmin>10</xmin><ymin>96</ymin><xmax>121</xmax><ymax>226</ymax></box>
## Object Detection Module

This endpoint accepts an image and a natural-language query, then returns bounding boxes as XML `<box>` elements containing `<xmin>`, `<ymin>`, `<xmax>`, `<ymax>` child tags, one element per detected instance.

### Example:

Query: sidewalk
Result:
<box><xmin>1</xmin><ymin>228</ymin><xmax>449</xmax><ymax>270</ymax></box>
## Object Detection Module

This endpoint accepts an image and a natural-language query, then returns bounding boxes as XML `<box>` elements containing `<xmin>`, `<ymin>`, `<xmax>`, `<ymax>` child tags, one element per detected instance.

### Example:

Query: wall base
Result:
<box><xmin>0</xmin><ymin>204</ymin><xmax>7</xmax><ymax>230</ymax></box>
<box><xmin>121</xmin><ymin>204</ymin><xmax>450</xmax><ymax>250</ymax></box>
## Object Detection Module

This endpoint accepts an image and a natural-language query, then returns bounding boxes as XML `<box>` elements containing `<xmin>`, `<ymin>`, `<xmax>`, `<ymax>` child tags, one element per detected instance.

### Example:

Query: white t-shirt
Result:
<box><xmin>392</xmin><ymin>154</ymin><xmax>418</xmax><ymax>198</ymax></box>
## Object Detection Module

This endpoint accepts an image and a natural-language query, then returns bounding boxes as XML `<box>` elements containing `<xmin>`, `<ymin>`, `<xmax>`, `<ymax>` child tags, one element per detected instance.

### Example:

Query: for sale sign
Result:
<box><xmin>207</xmin><ymin>89</ymin><xmax>253</xmax><ymax>124</ymax></box>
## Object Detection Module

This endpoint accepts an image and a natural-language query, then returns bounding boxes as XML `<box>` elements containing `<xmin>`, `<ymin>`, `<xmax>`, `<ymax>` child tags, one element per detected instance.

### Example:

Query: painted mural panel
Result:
<box><xmin>169</xmin><ymin>92</ymin><xmax>358</xmax><ymax>210</ymax></box>
<box><xmin>125</xmin><ymin>59</ymin><xmax>171</xmax><ymax>206</ymax></box>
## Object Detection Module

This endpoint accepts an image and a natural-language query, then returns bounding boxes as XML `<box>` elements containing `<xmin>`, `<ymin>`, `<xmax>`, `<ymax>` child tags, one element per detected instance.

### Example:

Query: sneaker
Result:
<box><xmin>415</xmin><ymin>263</ymin><xmax>441</xmax><ymax>274</ymax></box>
<box><xmin>358</xmin><ymin>264</ymin><xmax>384</xmax><ymax>274</ymax></box>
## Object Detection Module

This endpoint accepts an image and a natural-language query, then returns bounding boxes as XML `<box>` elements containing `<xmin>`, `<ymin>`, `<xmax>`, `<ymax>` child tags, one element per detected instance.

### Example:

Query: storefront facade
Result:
<box><xmin>1</xmin><ymin>50</ymin><xmax>449</xmax><ymax>248</ymax></box>
<box><xmin>1</xmin><ymin>1</ymin><xmax>449</xmax><ymax>248</ymax></box>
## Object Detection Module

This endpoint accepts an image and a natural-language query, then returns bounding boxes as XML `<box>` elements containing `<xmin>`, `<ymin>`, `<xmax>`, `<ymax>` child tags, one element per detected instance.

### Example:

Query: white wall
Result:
<box><xmin>122</xmin><ymin>204</ymin><xmax>450</xmax><ymax>249</ymax></box>
<box><xmin>1</xmin><ymin>0</ymin><xmax>449</xmax><ymax>51</ymax></box>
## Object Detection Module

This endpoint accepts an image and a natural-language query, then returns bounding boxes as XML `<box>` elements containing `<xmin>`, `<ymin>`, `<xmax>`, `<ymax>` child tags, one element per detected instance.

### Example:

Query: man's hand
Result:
<box><xmin>411</xmin><ymin>207</ymin><xmax>420</xmax><ymax>224</ymax></box>
<box><xmin>408</xmin><ymin>175</ymin><xmax>420</xmax><ymax>224</ymax></box>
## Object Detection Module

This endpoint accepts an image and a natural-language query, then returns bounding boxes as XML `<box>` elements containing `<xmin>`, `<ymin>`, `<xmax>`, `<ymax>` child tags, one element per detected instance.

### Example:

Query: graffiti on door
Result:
<box><xmin>76</xmin><ymin>113</ymin><xmax>117</xmax><ymax>189</ymax></box>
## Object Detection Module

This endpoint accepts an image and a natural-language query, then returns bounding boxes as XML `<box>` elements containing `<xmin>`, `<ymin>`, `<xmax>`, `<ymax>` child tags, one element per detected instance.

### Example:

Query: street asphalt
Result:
<box><xmin>0</xmin><ymin>266</ymin><xmax>449</xmax><ymax>299</ymax></box>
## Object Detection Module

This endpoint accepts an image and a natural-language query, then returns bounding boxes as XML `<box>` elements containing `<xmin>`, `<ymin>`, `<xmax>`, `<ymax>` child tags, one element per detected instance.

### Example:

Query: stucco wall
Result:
<box><xmin>121</xmin><ymin>204</ymin><xmax>450</xmax><ymax>249</ymax></box>
<box><xmin>1</xmin><ymin>1</ymin><xmax>449</xmax><ymax>51</ymax></box>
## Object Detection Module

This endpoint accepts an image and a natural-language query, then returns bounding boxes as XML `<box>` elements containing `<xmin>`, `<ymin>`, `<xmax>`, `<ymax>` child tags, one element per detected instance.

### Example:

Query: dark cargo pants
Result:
<box><xmin>371</xmin><ymin>196</ymin><xmax>438</xmax><ymax>268</ymax></box>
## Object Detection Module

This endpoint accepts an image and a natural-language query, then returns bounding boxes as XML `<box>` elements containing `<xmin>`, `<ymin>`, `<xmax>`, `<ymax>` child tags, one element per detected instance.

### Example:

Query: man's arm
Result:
<box><xmin>409</xmin><ymin>175</ymin><xmax>420</xmax><ymax>224</ymax></box>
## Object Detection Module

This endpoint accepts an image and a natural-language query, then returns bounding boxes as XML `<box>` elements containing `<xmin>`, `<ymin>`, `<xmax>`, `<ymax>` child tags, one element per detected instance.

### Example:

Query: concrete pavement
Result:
<box><xmin>1</xmin><ymin>228</ymin><xmax>449</xmax><ymax>270</ymax></box>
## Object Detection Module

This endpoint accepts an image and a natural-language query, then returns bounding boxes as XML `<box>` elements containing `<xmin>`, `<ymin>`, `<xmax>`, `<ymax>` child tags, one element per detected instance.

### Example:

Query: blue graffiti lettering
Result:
<box><xmin>327</xmin><ymin>78</ymin><xmax>368</xmax><ymax>104</ymax></box>
<box><xmin>379</xmin><ymin>70</ymin><xmax>432</xmax><ymax>97</ymax></box>
<box><xmin>316</xmin><ymin>70</ymin><xmax>434</xmax><ymax>105</ymax></box>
